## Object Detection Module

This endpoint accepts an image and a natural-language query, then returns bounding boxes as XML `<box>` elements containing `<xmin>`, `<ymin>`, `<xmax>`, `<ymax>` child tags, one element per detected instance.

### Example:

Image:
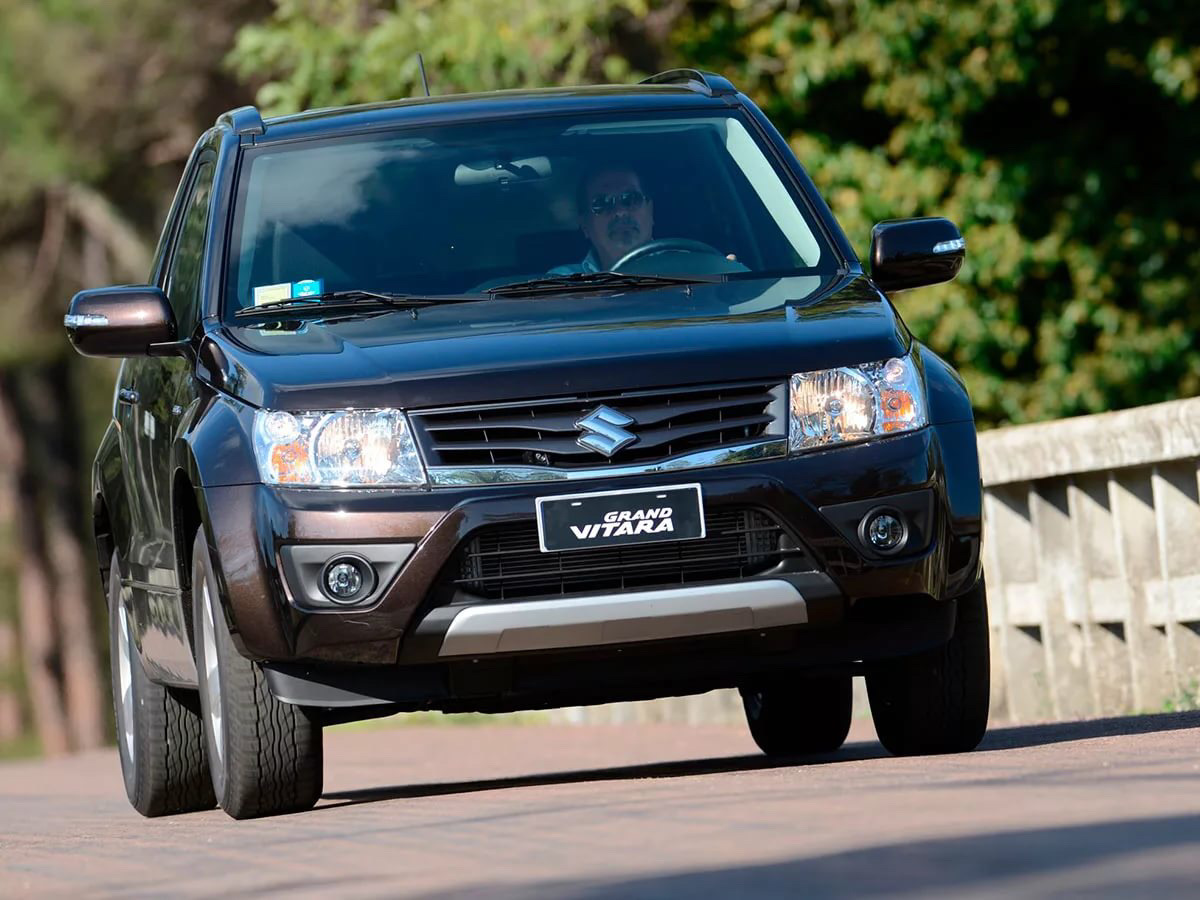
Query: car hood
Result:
<box><xmin>201</xmin><ymin>274</ymin><xmax>910</xmax><ymax>410</ymax></box>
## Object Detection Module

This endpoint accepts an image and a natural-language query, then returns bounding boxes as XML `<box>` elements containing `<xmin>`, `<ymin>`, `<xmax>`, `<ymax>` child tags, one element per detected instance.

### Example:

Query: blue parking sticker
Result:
<box><xmin>292</xmin><ymin>278</ymin><xmax>325</xmax><ymax>298</ymax></box>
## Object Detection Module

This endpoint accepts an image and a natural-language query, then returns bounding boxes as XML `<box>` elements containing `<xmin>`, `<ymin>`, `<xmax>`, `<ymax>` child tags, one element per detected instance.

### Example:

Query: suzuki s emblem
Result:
<box><xmin>575</xmin><ymin>405</ymin><xmax>637</xmax><ymax>457</ymax></box>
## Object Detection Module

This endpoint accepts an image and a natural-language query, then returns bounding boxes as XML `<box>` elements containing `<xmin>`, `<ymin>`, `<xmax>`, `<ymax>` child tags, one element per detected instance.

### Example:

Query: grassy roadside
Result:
<box><xmin>329</xmin><ymin>710</ymin><xmax>555</xmax><ymax>733</ymax></box>
<box><xmin>0</xmin><ymin>733</ymin><xmax>41</xmax><ymax>761</ymax></box>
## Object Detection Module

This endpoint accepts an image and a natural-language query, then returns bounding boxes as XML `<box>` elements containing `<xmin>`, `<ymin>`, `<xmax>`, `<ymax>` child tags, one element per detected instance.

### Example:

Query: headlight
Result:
<box><xmin>252</xmin><ymin>408</ymin><xmax>426</xmax><ymax>487</ymax></box>
<box><xmin>789</xmin><ymin>354</ymin><xmax>926</xmax><ymax>453</ymax></box>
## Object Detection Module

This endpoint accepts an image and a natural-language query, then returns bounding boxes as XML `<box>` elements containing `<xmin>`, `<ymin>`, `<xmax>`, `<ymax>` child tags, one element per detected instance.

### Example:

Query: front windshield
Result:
<box><xmin>224</xmin><ymin>110</ymin><xmax>837</xmax><ymax>314</ymax></box>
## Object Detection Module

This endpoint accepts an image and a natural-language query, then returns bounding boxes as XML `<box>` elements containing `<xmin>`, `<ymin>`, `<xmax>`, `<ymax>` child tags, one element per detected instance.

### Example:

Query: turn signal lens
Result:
<box><xmin>788</xmin><ymin>354</ymin><xmax>926</xmax><ymax>454</ymax></box>
<box><xmin>268</xmin><ymin>441</ymin><xmax>310</xmax><ymax>483</ymax></box>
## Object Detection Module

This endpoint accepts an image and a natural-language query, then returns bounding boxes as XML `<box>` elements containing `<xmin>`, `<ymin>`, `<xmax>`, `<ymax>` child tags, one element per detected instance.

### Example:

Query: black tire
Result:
<box><xmin>866</xmin><ymin>577</ymin><xmax>991</xmax><ymax>756</ymax></box>
<box><xmin>191</xmin><ymin>531</ymin><xmax>323</xmax><ymax>819</ymax></box>
<box><xmin>740</xmin><ymin>674</ymin><xmax>853</xmax><ymax>756</ymax></box>
<box><xmin>107</xmin><ymin>553</ymin><xmax>216</xmax><ymax>817</ymax></box>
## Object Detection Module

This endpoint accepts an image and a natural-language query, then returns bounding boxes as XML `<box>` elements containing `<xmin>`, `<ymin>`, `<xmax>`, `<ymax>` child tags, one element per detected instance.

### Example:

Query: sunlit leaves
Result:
<box><xmin>671</xmin><ymin>0</ymin><xmax>1200</xmax><ymax>425</ymax></box>
<box><xmin>230</xmin><ymin>0</ymin><xmax>1200</xmax><ymax>426</ymax></box>
<box><xmin>230</xmin><ymin>0</ymin><xmax>650</xmax><ymax>115</ymax></box>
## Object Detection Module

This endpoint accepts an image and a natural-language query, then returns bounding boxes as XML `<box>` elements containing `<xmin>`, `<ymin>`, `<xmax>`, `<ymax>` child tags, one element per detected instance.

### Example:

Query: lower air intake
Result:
<box><xmin>453</xmin><ymin>507</ymin><xmax>809</xmax><ymax>602</ymax></box>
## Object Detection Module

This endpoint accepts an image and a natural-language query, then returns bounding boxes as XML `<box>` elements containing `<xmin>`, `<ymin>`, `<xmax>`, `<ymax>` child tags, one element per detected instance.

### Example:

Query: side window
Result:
<box><xmin>164</xmin><ymin>161</ymin><xmax>216</xmax><ymax>335</ymax></box>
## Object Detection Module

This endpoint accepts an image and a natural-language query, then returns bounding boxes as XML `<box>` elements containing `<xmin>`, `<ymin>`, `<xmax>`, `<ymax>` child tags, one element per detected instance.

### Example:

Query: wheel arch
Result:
<box><xmin>170</xmin><ymin>453</ymin><xmax>211</xmax><ymax>655</ymax></box>
<box><xmin>917</xmin><ymin>342</ymin><xmax>983</xmax><ymax>597</ymax></box>
<box><xmin>170</xmin><ymin>430</ymin><xmax>250</xmax><ymax>656</ymax></box>
<box><xmin>92</xmin><ymin>419</ymin><xmax>130</xmax><ymax>590</ymax></box>
<box><xmin>93</xmin><ymin>491</ymin><xmax>116</xmax><ymax>593</ymax></box>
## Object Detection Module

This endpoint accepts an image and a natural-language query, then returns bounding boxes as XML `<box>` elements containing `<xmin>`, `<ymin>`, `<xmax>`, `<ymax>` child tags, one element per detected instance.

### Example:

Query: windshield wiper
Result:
<box><xmin>486</xmin><ymin>271</ymin><xmax>721</xmax><ymax>298</ymax></box>
<box><xmin>234</xmin><ymin>290</ymin><xmax>478</xmax><ymax>319</ymax></box>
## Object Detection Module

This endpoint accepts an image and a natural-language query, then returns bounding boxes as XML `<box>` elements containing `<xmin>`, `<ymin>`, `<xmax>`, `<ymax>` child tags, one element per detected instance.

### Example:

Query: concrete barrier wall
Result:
<box><xmin>554</xmin><ymin>397</ymin><xmax>1200</xmax><ymax>725</ymax></box>
<box><xmin>979</xmin><ymin>397</ymin><xmax>1200</xmax><ymax>722</ymax></box>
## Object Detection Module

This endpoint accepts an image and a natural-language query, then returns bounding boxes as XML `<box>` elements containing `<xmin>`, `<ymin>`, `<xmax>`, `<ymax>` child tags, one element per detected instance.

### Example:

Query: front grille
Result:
<box><xmin>410</xmin><ymin>381</ymin><xmax>786</xmax><ymax>469</ymax></box>
<box><xmin>452</xmin><ymin>508</ymin><xmax>810</xmax><ymax>602</ymax></box>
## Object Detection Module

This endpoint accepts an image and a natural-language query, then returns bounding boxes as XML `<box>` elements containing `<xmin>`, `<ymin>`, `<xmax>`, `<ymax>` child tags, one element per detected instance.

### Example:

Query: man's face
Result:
<box><xmin>580</xmin><ymin>169</ymin><xmax>654</xmax><ymax>269</ymax></box>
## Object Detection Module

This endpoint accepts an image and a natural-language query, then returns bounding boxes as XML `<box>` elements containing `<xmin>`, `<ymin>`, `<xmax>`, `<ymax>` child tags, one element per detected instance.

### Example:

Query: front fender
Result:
<box><xmin>917</xmin><ymin>343</ymin><xmax>983</xmax><ymax>595</ymax></box>
<box><xmin>177</xmin><ymin>388</ymin><xmax>260</xmax><ymax>489</ymax></box>
<box><xmin>172</xmin><ymin>387</ymin><xmax>266</xmax><ymax>655</ymax></box>
<box><xmin>919</xmin><ymin>342</ymin><xmax>975</xmax><ymax>427</ymax></box>
<box><xmin>93</xmin><ymin>419</ymin><xmax>131</xmax><ymax>575</ymax></box>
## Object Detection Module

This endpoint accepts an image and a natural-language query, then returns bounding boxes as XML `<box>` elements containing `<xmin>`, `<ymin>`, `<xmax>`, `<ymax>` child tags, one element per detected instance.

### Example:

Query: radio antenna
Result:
<box><xmin>416</xmin><ymin>52</ymin><xmax>431</xmax><ymax>97</ymax></box>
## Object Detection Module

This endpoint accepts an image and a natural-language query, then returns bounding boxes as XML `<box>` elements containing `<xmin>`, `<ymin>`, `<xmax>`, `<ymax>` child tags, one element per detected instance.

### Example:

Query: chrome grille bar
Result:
<box><xmin>410</xmin><ymin>379</ymin><xmax>787</xmax><ymax>473</ymax></box>
<box><xmin>425</xmin><ymin>438</ymin><xmax>786</xmax><ymax>486</ymax></box>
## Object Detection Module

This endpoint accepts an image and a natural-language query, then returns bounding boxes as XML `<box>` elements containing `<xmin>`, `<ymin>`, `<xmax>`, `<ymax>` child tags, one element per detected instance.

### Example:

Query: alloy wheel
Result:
<box><xmin>199</xmin><ymin>578</ymin><xmax>224</xmax><ymax>768</ymax></box>
<box><xmin>115</xmin><ymin>602</ymin><xmax>136</xmax><ymax>769</ymax></box>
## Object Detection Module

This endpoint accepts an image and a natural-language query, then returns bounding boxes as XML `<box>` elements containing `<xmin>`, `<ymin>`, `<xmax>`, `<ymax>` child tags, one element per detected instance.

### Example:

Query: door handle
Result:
<box><xmin>117</xmin><ymin>388</ymin><xmax>140</xmax><ymax>405</ymax></box>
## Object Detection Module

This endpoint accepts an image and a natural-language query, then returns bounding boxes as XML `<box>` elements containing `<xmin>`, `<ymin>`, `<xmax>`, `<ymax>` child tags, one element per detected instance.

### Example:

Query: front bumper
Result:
<box><xmin>429</xmin><ymin>579</ymin><xmax>811</xmax><ymax>657</ymax></box>
<box><xmin>262</xmin><ymin>593</ymin><xmax>957</xmax><ymax>714</ymax></box>
<box><xmin>202</xmin><ymin>421</ymin><xmax>981</xmax><ymax>667</ymax></box>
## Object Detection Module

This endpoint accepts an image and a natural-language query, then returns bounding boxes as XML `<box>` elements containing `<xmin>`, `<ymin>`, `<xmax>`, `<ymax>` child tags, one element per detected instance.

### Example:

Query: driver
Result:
<box><xmin>550</xmin><ymin>167</ymin><xmax>654</xmax><ymax>274</ymax></box>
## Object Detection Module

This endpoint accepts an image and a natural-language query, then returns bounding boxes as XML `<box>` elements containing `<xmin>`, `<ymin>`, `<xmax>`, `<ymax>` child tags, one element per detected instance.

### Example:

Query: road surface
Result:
<box><xmin>3</xmin><ymin>711</ymin><xmax>1199</xmax><ymax>898</ymax></box>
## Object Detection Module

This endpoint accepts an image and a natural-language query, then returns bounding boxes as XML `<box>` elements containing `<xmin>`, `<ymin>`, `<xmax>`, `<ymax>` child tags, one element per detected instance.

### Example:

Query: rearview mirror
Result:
<box><xmin>454</xmin><ymin>155</ymin><xmax>551</xmax><ymax>186</ymax></box>
<box><xmin>64</xmin><ymin>285</ymin><xmax>178</xmax><ymax>357</ymax></box>
<box><xmin>869</xmin><ymin>217</ymin><xmax>965</xmax><ymax>293</ymax></box>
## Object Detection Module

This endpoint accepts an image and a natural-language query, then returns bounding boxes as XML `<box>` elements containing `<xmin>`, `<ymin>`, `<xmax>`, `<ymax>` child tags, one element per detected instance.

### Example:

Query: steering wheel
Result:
<box><xmin>611</xmin><ymin>238</ymin><xmax>726</xmax><ymax>271</ymax></box>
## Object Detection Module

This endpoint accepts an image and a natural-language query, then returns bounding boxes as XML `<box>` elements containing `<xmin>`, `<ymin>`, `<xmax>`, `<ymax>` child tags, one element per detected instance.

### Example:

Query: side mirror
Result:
<box><xmin>869</xmin><ymin>217</ymin><xmax>965</xmax><ymax>293</ymax></box>
<box><xmin>64</xmin><ymin>285</ymin><xmax>178</xmax><ymax>357</ymax></box>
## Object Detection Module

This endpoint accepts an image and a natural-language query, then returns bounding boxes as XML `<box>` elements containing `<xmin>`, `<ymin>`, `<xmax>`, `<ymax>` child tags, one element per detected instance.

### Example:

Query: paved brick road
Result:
<box><xmin>3</xmin><ymin>711</ymin><xmax>1199</xmax><ymax>898</ymax></box>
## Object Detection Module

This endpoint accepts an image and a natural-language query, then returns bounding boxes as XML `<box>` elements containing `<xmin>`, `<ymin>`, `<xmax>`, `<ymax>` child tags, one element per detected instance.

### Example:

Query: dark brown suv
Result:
<box><xmin>66</xmin><ymin>70</ymin><xmax>988</xmax><ymax>820</ymax></box>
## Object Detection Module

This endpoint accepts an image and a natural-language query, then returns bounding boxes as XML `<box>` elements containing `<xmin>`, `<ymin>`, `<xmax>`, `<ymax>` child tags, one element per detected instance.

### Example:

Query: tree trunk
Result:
<box><xmin>64</xmin><ymin>183</ymin><xmax>151</xmax><ymax>281</ymax></box>
<box><xmin>0</xmin><ymin>385</ymin><xmax>25</xmax><ymax>743</ymax></box>
<box><xmin>44</xmin><ymin>498</ymin><xmax>105</xmax><ymax>750</ymax></box>
<box><xmin>16</xmin><ymin>535</ymin><xmax>69</xmax><ymax>755</ymax></box>
<box><xmin>19</xmin><ymin>365</ymin><xmax>106</xmax><ymax>751</ymax></box>
<box><xmin>0</xmin><ymin>622</ymin><xmax>20</xmax><ymax>742</ymax></box>
<box><xmin>0</xmin><ymin>375</ymin><xmax>70</xmax><ymax>754</ymax></box>
<box><xmin>0</xmin><ymin>366</ymin><xmax>106</xmax><ymax>755</ymax></box>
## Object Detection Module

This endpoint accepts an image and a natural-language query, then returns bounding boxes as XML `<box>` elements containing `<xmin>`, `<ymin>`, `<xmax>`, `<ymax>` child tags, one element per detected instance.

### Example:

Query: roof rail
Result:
<box><xmin>638</xmin><ymin>69</ymin><xmax>737</xmax><ymax>97</ymax></box>
<box><xmin>216</xmin><ymin>105</ymin><xmax>266</xmax><ymax>137</ymax></box>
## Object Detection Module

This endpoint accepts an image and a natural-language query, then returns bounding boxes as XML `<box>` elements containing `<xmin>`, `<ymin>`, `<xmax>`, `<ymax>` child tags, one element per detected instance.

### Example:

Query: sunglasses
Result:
<box><xmin>589</xmin><ymin>189</ymin><xmax>648</xmax><ymax>215</ymax></box>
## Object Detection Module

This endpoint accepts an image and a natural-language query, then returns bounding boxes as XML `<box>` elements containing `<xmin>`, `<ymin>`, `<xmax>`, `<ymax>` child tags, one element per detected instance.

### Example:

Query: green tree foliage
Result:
<box><xmin>0</xmin><ymin>0</ymin><xmax>268</xmax><ymax>361</ymax></box>
<box><xmin>229</xmin><ymin>0</ymin><xmax>661</xmax><ymax>109</ymax></box>
<box><xmin>677</xmin><ymin>0</ymin><xmax>1200</xmax><ymax>425</ymax></box>
<box><xmin>233</xmin><ymin>0</ymin><xmax>1200</xmax><ymax>425</ymax></box>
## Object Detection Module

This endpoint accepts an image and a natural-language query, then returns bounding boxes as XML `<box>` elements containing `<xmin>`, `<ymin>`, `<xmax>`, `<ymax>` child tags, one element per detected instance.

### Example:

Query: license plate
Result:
<box><xmin>535</xmin><ymin>483</ymin><xmax>705</xmax><ymax>553</ymax></box>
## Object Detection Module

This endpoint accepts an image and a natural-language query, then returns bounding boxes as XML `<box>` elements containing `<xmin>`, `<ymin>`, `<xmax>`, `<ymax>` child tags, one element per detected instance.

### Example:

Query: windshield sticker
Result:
<box><xmin>292</xmin><ymin>278</ymin><xmax>324</xmax><ymax>298</ymax></box>
<box><xmin>253</xmin><ymin>282</ymin><xmax>293</xmax><ymax>306</ymax></box>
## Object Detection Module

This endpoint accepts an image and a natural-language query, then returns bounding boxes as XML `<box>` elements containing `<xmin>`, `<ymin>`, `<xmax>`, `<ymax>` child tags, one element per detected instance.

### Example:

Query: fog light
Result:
<box><xmin>321</xmin><ymin>556</ymin><xmax>374</xmax><ymax>604</ymax></box>
<box><xmin>861</xmin><ymin>509</ymin><xmax>907</xmax><ymax>554</ymax></box>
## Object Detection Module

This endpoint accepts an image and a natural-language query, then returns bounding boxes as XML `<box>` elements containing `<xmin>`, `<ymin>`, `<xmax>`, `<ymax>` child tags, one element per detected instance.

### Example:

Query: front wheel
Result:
<box><xmin>866</xmin><ymin>577</ymin><xmax>991</xmax><ymax>756</ymax></box>
<box><xmin>192</xmin><ymin>531</ymin><xmax>323</xmax><ymax>819</ymax></box>
<box><xmin>741</xmin><ymin>674</ymin><xmax>853</xmax><ymax>756</ymax></box>
<box><xmin>107</xmin><ymin>553</ymin><xmax>215</xmax><ymax>816</ymax></box>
